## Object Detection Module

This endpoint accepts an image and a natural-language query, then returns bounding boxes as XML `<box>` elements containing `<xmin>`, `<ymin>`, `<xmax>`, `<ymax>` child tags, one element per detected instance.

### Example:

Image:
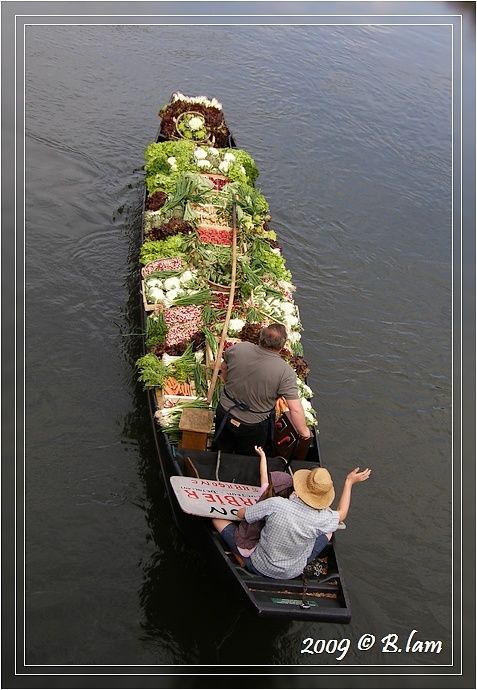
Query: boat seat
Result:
<box><xmin>175</xmin><ymin>448</ymin><xmax>315</xmax><ymax>486</ymax></box>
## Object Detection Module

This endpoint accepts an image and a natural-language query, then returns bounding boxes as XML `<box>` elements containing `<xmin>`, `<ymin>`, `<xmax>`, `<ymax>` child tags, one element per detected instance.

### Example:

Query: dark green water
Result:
<box><xmin>23</xmin><ymin>17</ymin><xmax>460</xmax><ymax>671</ymax></box>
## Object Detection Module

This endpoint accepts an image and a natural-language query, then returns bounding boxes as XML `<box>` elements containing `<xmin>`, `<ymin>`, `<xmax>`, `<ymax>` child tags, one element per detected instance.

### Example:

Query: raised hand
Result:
<box><xmin>346</xmin><ymin>467</ymin><xmax>372</xmax><ymax>485</ymax></box>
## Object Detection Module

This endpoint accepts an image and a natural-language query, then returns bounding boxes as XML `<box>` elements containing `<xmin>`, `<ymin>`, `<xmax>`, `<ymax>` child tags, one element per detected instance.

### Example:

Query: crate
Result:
<box><xmin>154</xmin><ymin>388</ymin><xmax>198</xmax><ymax>409</ymax></box>
<box><xmin>179</xmin><ymin>406</ymin><xmax>215</xmax><ymax>451</ymax></box>
<box><xmin>197</xmin><ymin>225</ymin><xmax>233</xmax><ymax>246</ymax></box>
<box><xmin>190</xmin><ymin>202</ymin><xmax>231</xmax><ymax>228</ymax></box>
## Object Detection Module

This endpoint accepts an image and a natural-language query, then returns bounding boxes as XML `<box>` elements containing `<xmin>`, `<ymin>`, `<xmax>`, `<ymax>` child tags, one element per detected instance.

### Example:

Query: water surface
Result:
<box><xmin>25</xmin><ymin>19</ymin><xmax>454</xmax><ymax>668</ymax></box>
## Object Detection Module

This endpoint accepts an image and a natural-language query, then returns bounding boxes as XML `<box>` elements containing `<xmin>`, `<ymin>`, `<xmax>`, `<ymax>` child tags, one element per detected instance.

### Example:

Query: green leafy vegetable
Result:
<box><xmin>139</xmin><ymin>235</ymin><xmax>192</xmax><ymax>265</ymax></box>
<box><xmin>290</xmin><ymin>340</ymin><xmax>304</xmax><ymax>356</ymax></box>
<box><xmin>144</xmin><ymin>141</ymin><xmax>260</xmax><ymax>195</ymax></box>
<box><xmin>203</xmin><ymin>326</ymin><xmax>218</xmax><ymax>358</ymax></box>
<box><xmin>146</xmin><ymin>312</ymin><xmax>167</xmax><ymax>348</ymax></box>
<box><xmin>161</xmin><ymin>173</ymin><xmax>214</xmax><ymax>219</ymax></box>
<box><xmin>136</xmin><ymin>353</ymin><xmax>168</xmax><ymax>388</ymax></box>
<box><xmin>250</xmin><ymin>238</ymin><xmax>292</xmax><ymax>282</ymax></box>
<box><xmin>136</xmin><ymin>344</ymin><xmax>199</xmax><ymax>389</ymax></box>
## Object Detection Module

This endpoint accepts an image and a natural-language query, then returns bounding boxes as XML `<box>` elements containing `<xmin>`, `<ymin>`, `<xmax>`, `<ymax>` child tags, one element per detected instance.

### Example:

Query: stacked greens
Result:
<box><xmin>137</xmin><ymin>93</ymin><xmax>319</xmax><ymax>441</ymax></box>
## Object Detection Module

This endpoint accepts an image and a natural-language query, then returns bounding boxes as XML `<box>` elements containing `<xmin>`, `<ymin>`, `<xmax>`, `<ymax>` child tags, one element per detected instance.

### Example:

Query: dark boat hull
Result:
<box><xmin>138</xmin><ymin>118</ymin><xmax>352</xmax><ymax>623</ymax></box>
<box><xmin>143</xmin><ymin>373</ymin><xmax>351</xmax><ymax>621</ymax></box>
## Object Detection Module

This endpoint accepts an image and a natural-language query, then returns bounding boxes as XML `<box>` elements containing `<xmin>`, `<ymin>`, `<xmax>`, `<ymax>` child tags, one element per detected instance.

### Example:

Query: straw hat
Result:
<box><xmin>293</xmin><ymin>467</ymin><xmax>335</xmax><ymax>509</ymax></box>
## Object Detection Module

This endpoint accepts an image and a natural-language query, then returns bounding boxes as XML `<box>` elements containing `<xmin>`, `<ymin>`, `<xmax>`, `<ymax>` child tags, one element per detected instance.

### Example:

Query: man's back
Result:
<box><xmin>220</xmin><ymin>342</ymin><xmax>297</xmax><ymax>423</ymax></box>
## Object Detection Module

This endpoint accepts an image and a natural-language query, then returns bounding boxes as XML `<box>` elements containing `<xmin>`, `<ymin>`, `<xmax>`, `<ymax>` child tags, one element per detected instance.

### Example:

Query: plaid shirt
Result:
<box><xmin>244</xmin><ymin>494</ymin><xmax>340</xmax><ymax>579</ymax></box>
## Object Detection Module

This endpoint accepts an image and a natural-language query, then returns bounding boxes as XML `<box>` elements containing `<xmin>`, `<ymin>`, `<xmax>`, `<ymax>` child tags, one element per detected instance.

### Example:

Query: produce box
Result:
<box><xmin>190</xmin><ymin>202</ymin><xmax>231</xmax><ymax>228</ymax></box>
<box><xmin>197</xmin><ymin>226</ymin><xmax>233</xmax><ymax>246</ymax></box>
<box><xmin>155</xmin><ymin>393</ymin><xmax>200</xmax><ymax>409</ymax></box>
<box><xmin>141</xmin><ymin>257</ymin><xmax>184</xmax><ymax>278</ymax></box>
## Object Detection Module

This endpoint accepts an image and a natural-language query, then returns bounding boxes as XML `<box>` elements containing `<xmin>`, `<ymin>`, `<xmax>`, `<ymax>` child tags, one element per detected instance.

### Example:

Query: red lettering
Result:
<box><xmin>241</xmin><ymin>498</ymin><xmax>255</xmax><ymax>506</ymax></box>
<box><xmin>224</xmin><ymin>496</ymin><xmax>241</xmax><ymax>506</ymax></box>
<box><xmin>203</xmin><ymin>493</ymin><xmax>217</xmax><ymax>502</ymax></box>
<box><xmin>184</xmin><ymin>489</ymin><xmax>199</xmax><ymax>499</ymax></box>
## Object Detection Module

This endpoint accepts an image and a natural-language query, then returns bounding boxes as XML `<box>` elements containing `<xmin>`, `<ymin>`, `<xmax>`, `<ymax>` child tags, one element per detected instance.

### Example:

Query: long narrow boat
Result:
<box><xmin>137</xmin><ymin>93</ymin><xmax>351</xmax><ymax>621</ymax></box>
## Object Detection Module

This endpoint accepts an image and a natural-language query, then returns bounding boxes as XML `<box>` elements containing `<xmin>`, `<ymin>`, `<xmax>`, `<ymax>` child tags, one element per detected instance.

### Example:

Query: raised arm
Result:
<box><xmin>255</xmin><ymin>445</ymin><xmax>268</xmax><ymax>486</ymax></box>
<box><xmin>336</xmin><ymin>467</ymin><xmax>371</xmax><ymax>522</ymax></box>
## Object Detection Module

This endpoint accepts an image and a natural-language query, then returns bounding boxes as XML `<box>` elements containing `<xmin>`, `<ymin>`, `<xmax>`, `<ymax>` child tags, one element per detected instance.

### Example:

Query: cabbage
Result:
<box><xmin>179</xmin><ymin>270</ymin><xmax>194</xmax><ymax>285</ymax></box>
<box><xmin>148</xmin><ymin>287</ymin><xmax>165</xmax><ymax>302</ymax></box>
<box><xmin>280</xmin><ymin>301</ymin><xmax>296</xmax><ymax>315</ymax></box>
<box><xmin>228</xmin><ymin>318</ymin><xmax>245</xmax><ymax>335</ymax></box>
<box><xmin>146</xmin><ymin>278</ymin><xmax>163</xmax><ymax>289</ymax></box>
<box><xmin>163</xmin><ymin>277</ymin><xmax>181</xmax><ymax>291</ymax></box>
<box><xmin>166</xmin><ymin>288</ymin><xmax>180</xmax><ymax>301</ymax></box>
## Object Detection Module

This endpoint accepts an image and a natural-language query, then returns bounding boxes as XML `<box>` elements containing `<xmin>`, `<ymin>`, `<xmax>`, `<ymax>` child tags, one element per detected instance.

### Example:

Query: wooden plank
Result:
<box><xmin>179</xmin><ymin>406</ymin><xmax>214</xmax><ymax>433</ymax></box>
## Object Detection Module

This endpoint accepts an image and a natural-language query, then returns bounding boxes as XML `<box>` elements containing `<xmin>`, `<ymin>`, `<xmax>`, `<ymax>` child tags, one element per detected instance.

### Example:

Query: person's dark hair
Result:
<box><xmin>272</xmin><ymin>483</ymin><xmax>294</xmax><ymax>499</ymax></box>
<box><xmin>259</xmin><ymin>323</ymin><xmax>288</xmax><ymax>351</ymax></box>
<box><xmin>263</xmin><ymin>471</ymin><xmax>293</xmax><ymax>499</ymax></box>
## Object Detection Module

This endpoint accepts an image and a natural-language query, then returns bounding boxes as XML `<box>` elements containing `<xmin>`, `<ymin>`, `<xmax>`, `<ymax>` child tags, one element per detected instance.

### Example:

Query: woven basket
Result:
<box><xmin>174</xmin><ymin>111</ymin><xmax>211</xmax><ymax>143</ymax></box>
<box><xmin>207</xmin><ymin>279</ymin><xmax>231</xmax><ymax>293</ymax></box>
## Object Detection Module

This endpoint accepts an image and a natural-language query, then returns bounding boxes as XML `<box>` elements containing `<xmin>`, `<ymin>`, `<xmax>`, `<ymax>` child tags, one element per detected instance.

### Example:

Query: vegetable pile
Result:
<box><xmin>159</xmin><ymin>92</ymin><xmax>231</xmax><ymax>147</ymax></box>
<box><xmin>137</xmin><ymin>92</ymin><xmax>319</xmax><ymax>440</ymax></box>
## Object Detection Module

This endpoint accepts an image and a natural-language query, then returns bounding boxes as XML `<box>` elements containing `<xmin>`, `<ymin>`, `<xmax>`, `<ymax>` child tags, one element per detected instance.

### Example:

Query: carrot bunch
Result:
<box><xmin>163</xmin><ymin>376</ymin><xmax>193</xmax><ymax>396</ymax></box>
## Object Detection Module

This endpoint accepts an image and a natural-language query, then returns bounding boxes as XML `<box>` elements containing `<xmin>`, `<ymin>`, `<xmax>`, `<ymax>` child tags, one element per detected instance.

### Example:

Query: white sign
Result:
<box><xmin>170</xmin><ymin>476</ymin><xmax>262</xmax><ymax>520</ymax></box>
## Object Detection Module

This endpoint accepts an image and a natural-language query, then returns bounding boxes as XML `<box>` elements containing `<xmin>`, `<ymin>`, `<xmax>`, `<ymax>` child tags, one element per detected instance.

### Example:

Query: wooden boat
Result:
<box><xmin>138</xmin><ymin>93</ymin><xmax>352</xmax><ymax>622</ymax></box>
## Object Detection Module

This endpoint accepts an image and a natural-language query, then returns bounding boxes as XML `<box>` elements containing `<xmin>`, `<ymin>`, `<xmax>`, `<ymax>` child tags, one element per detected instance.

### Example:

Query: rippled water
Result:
<box><xmin>25</xmin><ymin>20</ymin><xmax>455</xmax><ymax>668</ymax></box>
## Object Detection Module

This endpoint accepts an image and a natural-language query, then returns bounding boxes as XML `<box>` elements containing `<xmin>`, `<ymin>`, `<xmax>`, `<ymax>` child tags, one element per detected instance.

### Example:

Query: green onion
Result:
<box><xmin>203</xmin><ymin>327</ymin><xmax>218</xmax><ymax>358</ymax></box>
<box><xmin>193</xmin><ymin>361</ymin><xmax>208</xmax><ymax>397</ymax></box>
<box><xmin>171</xmin><ymin>289</ymin><xmax>212</xmax><ymax>307</ymax></box>
<box><xmin>146</xmin><ymin>312</ymin><xmax>167</xmax><ymax>348</ymax></box>
<box><xmin>202</xmin><ymin>304</ymin><xmax>218</xmax><ymax>325</ymax></box>
<box><xmin>246</xmin><ymin>307</ymin><xmax>261</xmax><ymax>323</ymax></box>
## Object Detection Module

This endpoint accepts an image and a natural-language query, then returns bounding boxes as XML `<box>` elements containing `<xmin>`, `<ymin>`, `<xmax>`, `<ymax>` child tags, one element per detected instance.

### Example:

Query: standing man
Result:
<box><xmin>213</xmin><ymin>323</ymin><xmax>311</xmax><ymax>455</ymax></box>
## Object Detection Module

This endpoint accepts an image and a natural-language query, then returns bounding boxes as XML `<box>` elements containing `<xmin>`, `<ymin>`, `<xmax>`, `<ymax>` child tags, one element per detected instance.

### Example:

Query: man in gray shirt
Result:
<box><xmin>215</xmin><ymin>465</ymin><xmax>371</xmax><ymax>579</ymax></box>
<box><xmin>213</xmin><ymin>323</ymin><xmax>311</xmax><ymax>455</ymax></box>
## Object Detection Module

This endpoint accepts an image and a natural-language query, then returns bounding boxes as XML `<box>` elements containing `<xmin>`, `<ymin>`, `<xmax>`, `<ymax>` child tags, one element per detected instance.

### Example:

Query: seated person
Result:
<box><xmin>232</xmin><ymin>446</ymin><xmax>293</xmax><ymax>558</ymax></box>
<box><xmin>213</xmin><ymin>464</ymin><xmax>371</xmax><ymax>579</ymax></box>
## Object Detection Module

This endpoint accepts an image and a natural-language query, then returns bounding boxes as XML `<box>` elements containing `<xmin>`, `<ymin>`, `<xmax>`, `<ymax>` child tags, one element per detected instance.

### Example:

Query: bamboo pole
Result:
<box><xmin>207</xmin><ymin>203</ymin><xmax>238</xmax><ymax>405</ymax></box>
